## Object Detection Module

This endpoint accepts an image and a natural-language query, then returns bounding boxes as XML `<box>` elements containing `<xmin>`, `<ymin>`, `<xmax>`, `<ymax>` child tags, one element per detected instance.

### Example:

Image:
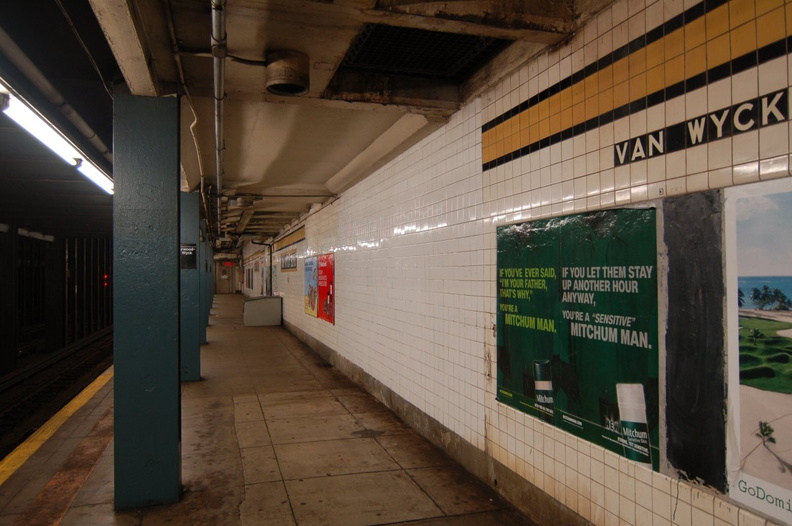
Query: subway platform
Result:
<box><xmin>0</xmin><ymin>295</ymin><xmax>535</xmax><ymax>526</ymax></box>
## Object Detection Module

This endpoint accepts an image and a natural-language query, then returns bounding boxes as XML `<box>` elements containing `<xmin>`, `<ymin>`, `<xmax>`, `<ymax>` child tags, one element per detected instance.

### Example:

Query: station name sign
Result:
<box><xmin>614</xmin><ymin>90</ymin><xmax>788</xmax><ymax>166</ymax></box>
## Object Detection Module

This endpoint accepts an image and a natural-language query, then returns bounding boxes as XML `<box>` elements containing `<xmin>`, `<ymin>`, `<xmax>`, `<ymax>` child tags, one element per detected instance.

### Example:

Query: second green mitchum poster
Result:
<box><xmin>496</xmin><ymin>208</ymin><xmax>659</xmax><ymax>469</ymax></box>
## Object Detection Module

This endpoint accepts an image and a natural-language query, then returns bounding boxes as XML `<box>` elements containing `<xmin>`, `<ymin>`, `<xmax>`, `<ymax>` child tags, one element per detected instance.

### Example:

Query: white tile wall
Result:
<box><xmin>264</xmin><ymin>0</ymin><xmax>791</xmax><ymax>523</ymax></box>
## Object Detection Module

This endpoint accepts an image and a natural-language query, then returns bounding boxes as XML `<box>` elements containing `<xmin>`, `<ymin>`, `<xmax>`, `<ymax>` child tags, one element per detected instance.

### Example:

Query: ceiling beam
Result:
<box><xmin>235</xmin><ymin>210</ymin><xmax>254</xmax><ymax>233</ymax></box>
<box><xmin>247</xmin><ymin>203</ymin><xmax>317</xmax><ymax>213</ymax></box>
<box><xmin>88</xmin><ymin>0</ymin><xmax>158</xmax><ymax>96</ymax></box>
<box><xmin>332</xmin><ymin>0</ymin><xmax>378</xmax><ymax>8</ymax></box>
<box><xmin>360</xmin><ymin>5</ymin><xmax>570</xmax><ymax>43</ymax></box>
<box><xmin>182</xmin><ymin>82</ymin><xmax>460</xmax><ymax>119</ymax></box>
<box><xmin>245</xmin><ymin>214</ymin><xmax>303</xmax><ymax>221</ymax></box>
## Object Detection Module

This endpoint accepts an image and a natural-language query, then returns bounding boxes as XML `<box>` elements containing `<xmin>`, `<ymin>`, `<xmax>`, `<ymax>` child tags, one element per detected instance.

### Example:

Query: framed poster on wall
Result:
<box><xmin>496</xmin><ymin>207</ymin><xmax>659</xmax><ymax>469</ymax></box>
<box><xmin>304</xmin><ymin>256</ymin><xmax>318</xmax><ymax>317</ymax></box>
<box><xmin>317</xmin><ymin>253</ymin><xmax>334</xmax><ymax>324</ymax></box>
<box><xmin>726</xmin><ymin>178</ymin><xmax>792</xmax><ymax>525</ymax></box>
<box><xmin>281</xmin><ymin>250</ymin><xmax>297</xmax><ymax>271</ymax></box>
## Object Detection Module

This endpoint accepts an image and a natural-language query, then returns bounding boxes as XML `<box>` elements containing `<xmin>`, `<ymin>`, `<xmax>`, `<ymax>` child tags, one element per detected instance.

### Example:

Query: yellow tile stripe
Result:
<box><xmin>243</xmin><ymin>248</ymin><xmax>267</xmax><ymax>265</ymax></box>
<box><xmin>274</xmin><ymin>226</ymin><xmax>305</xmax><ymax>252</ymax></box>
<box><xmin>482</xmin><ymin>0</ymin><xmax>790</xmax><ymax>165</ymax></box>
<box><xmin>0</xmin><ymin>366</ymin><xmax>114</xmax><ymax>487</ymax></box>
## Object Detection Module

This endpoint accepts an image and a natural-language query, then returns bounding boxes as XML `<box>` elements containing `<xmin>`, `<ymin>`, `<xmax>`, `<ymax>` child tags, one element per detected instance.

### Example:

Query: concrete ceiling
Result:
<box><xmin>1</xmin><ymin>0</ymin><xmax>613</xmax><ymax>248</ymax></box>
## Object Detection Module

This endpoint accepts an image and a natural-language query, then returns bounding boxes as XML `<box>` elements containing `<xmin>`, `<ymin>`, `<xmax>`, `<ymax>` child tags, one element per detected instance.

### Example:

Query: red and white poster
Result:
<box><xmin>317</xmin><ymin>253</ymin><xmax>334</xmax><ymax>324</ymax></box>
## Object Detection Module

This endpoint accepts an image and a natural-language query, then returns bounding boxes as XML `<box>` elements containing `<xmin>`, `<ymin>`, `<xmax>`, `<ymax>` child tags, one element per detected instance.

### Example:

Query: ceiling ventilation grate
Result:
<box><xmin>339</xmin><ymin>24</ymin><xmax>512</xmax><ymax>82</ymax></box>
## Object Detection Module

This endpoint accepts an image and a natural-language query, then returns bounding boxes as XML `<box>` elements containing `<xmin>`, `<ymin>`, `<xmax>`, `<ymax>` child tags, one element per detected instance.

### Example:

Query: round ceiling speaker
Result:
<box><xmin>265</xmin><ymin>50</ymin><xmax>309</xmax><ymax>96</ymax></box>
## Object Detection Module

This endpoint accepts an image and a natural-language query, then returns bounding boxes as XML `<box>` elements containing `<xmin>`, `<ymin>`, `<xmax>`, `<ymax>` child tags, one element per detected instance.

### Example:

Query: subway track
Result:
<box><xmin>0</xmin><ymin>332</ymin><xmax>113</xmax><ymax>459</ymax></box>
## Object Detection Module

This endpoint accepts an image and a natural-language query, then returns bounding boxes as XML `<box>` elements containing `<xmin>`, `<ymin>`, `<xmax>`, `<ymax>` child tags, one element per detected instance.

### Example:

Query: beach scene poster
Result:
<box><xmin>726</xmin><ymin>178</ymin><xmax>792</xmax><ymax>524</ymax></box>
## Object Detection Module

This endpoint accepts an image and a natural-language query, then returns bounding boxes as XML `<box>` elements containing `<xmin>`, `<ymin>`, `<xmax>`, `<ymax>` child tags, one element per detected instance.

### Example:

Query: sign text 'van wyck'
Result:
<box><xmin>614</xmin><ymin>90</ymin><xmax>789</xmax><ymax>166</ymax></box>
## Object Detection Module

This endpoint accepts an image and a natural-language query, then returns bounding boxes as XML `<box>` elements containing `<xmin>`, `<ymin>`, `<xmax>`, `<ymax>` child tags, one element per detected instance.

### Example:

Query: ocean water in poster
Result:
<box><xmin>727</xmin><ymin>178</ymin><xmax>792</xmax><ymax>525</ymax></box>
<box><xmin>496</xmin><ymin>208</ymin><xmax>659</xmax><ymax>469</ymax></box>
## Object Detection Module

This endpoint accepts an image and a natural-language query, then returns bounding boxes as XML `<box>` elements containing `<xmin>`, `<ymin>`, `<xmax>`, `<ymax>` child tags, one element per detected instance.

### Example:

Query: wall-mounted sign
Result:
<box><xmin>281</xmin><ymin>251</ymin><xmax>297</xmax><ymax>271</ymax></box>
<box><xmin>180</xmin><ymin>244</ymin><xmax>197</xmax><ymax>269</ymax></box>
<box><xmin>497</xmin><ymin>208</ymin><xmax>659</xmax><ymax>469</ymax></box>
<box><xmin>614</xmin><ymin>90</ymin><xmax>788</xmax><ymax>166</ymax></box>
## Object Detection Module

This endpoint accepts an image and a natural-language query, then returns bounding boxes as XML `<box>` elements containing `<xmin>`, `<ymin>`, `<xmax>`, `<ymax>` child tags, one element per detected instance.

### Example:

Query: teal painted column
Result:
<box><xmin>113</xmin><ymin>93</ymin><xmax>181</xmax><ymax>509</ymax></box>
<box><xmin>180</xmin><ymin>193</ymin><xmax>201</xmax><ymax>381</ymax></box>
<box><xmin>204</xmin><ymin>242</ymin><xmax>214</xmax><ymax>330</ymax></box>
<box><xmin>198</xmin><ymin>221</ymin><xmax>208</xmax><ymax>344</ymax></box>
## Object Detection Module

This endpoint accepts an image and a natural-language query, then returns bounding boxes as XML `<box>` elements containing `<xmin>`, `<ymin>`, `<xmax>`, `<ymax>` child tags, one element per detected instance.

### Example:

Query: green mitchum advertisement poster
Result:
<box><xmin>496</xmin><ymin>207</ymin><xmax>659</xmax><ymax>470</ymax></box>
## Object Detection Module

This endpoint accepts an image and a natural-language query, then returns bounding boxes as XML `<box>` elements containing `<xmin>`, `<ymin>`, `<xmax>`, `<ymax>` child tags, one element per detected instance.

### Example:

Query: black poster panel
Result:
<box><xmin>664</xmin><ymin>190</ymin><xmax>726</xmax><ymax>491</ymax></box>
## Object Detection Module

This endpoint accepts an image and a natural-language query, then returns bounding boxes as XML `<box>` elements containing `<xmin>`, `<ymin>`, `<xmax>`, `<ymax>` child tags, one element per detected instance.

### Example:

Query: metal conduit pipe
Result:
<box><xmin>163</xmin><ymin>0</ymin><xmax>212</xmax><ymax>238</ymax></box>
<box><xmin>0</xmin><ymin>26</ymin><xmax>113</xmax><ymax>165</ymax></box>
<box><xmin>211</xmin><ymin>0</ymin><xmax>226</xmax><ymax>239</ymax></box>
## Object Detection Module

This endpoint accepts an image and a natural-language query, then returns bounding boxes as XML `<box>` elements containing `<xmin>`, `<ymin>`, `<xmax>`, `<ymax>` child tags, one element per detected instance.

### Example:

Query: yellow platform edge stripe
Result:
<box><xmin>0</xmin><ymin>365</ymin><xmax>114</xmax><ymax>487</ymax></box>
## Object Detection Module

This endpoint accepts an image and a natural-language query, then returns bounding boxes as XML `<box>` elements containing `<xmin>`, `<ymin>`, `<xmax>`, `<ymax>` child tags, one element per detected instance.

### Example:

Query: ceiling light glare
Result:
<box><xmin>3</xmin><ymin>95</ymin><xmax>82</xmax><ymax>166</ymax></box>
<box><xmin>78</xmin><ymin>161</ymin><xmax>114</xmax><ymax>195</ymax></box>
<box><xmin>0</xmin><ymin>81</ymin><xmax>114</xmax><ymax>194</ymax></box>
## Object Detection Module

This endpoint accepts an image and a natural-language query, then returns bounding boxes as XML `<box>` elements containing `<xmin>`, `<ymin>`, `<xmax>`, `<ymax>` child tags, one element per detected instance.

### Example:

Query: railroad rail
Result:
<box><xmin>0</xmin><ymin>329</ymin><xmax>113</xmax><ymax>459</ymax></box>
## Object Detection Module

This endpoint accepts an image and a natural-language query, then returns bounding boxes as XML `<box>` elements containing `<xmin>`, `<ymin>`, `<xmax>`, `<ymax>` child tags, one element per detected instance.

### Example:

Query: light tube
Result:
<box><xmin>0</xmin><ymin>85</ymin><xmax>114</xmax><ymax>194</ymax></box>
<box><xmin>77</xmin><ymin>161</ymin><xmax>114</xmax><ymax>195</ymax></box>
<box><xmin>3</xmin><ymin>96</ymin><xmax>82</xmax><ymax>166</ymax></box>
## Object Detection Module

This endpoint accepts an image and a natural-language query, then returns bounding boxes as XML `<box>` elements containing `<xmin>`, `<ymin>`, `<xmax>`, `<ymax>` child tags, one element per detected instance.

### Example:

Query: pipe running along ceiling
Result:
<box><xmin>2</xmin><ymin>0</ymin><xmax>616</xmax><ymax>248</ymax></box>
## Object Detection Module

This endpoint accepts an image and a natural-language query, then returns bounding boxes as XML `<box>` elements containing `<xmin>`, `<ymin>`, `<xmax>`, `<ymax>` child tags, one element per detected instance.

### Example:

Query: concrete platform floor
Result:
<box><xmin>0</xmin><ymin>295</ymin><xmax>537</xmax><ymax>525</ymax></box>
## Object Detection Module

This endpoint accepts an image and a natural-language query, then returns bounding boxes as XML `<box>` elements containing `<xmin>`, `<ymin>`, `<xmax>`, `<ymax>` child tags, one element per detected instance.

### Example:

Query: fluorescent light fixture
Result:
<box><xmin>77</xmin><ymin>160</ymin><xmax>114</xmax><ymax>194</ymax></box>
<box><xmin>0</xmin><ymin>83</ymin><xmax>114</xmax><ymax>194</ymax></box>
<box><xmin>3</xmin><ymin>96</ymin><xmax>83</xmax><ymax>166</ymax></box>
